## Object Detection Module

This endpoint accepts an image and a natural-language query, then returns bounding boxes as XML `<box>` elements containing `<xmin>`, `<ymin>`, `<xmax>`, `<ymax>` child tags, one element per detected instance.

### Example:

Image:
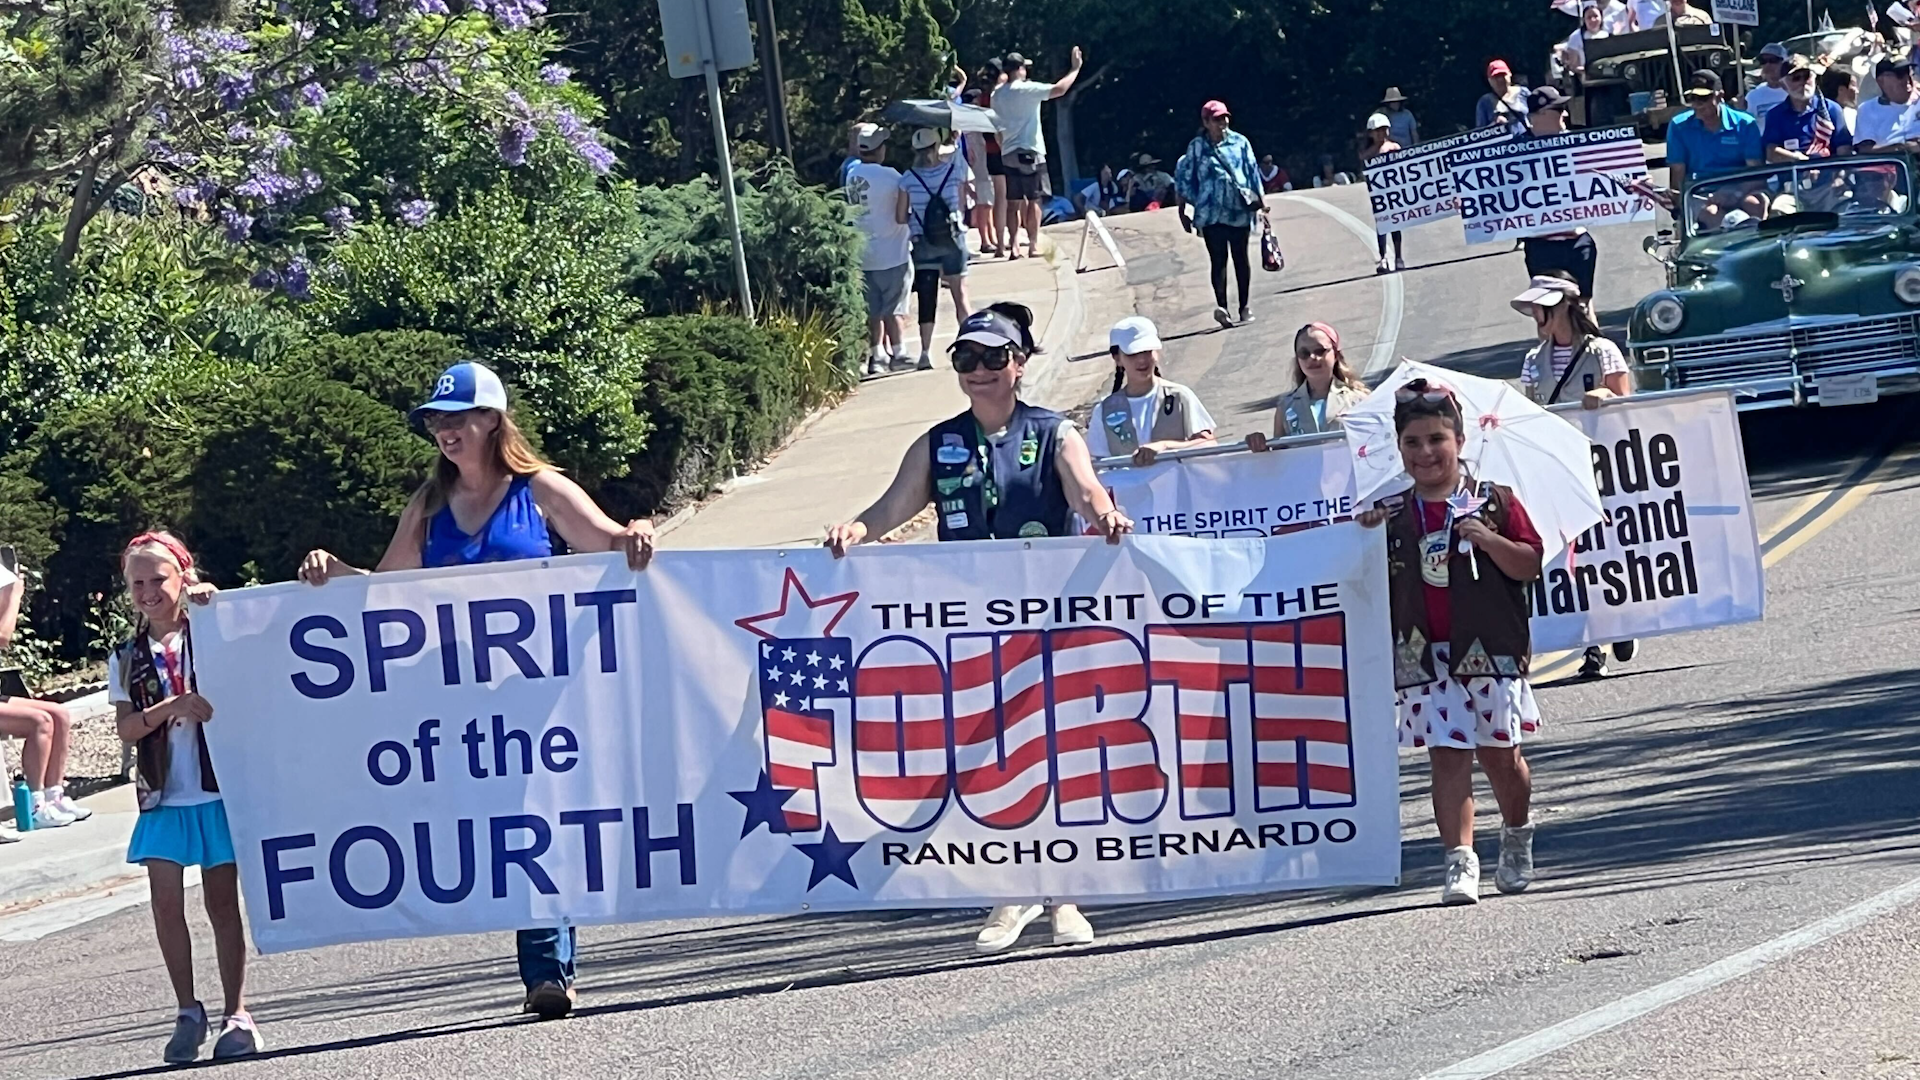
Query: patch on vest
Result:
<box><xmin>1493</xmin><ymin>653</ymin><xmax>1521</xmax><ymax>676</ymax></box>
<box><xmin>1452</xmin><ymin>639</ymin><xmax>1497</xmax><ymax>677</ymax></box>
<box><xmin>1394</xmin><ymin>628</ymin><xmax>1430</xmax><ymax>686</ymax></box>
<box><xmin>1018</xmin><ymin>435</ymin><xmax>1039</xmax><ymax>467</ymax></box>
<box><xmin>936</xmin><ymin>444</ymin><xmax>971</xmax><ymax>465</ymax></box>
<box><xmin>944</xmin><ymin>512</ymin><xmax>969</xmax><ymax>530</ymax></box>
<box><xmin>935</xmin><ymin>477</ymin><xmax>963</xmax><ymax>495</ymax></box>
<box><xmin>940</xmin><ymin>499</ymin><xmax>965</xmax><ymax>513</ymax></box>
<box><xmin>1105</xmin><ymin>409</ymin><xmax>1130</xmax><ymax>433</ymax></box>
<box><xmin>1018</xmin><ymin>521</ymin><xmax>1048</xmax><ymax>538</ymax></box>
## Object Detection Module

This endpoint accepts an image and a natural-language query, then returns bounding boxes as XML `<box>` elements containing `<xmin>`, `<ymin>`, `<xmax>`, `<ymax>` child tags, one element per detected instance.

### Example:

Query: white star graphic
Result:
<box><xmin>773</xmin><ymin>691</ymin><xmax>790</xmax><ymax>709</ymax></box>
<box><xmin>798</xmin><ymin>697</ymin><xmax>812</xmax><ymax>711</ymax></box>
<box><xmin>781</xmin><ymin>647</ymin><xmax>797</xmax><ymax>663</ymax></box>
<box><xmin>836</xmin><ymin>677</ymin><xmax>849</xmax><ymax>692</ymax></box>
<box><xmin>827</xmin><ymin>654</ymin><xmax>845</xmax><ymax>671</ymax></box>
<box><xmin>767</xmin><ymin>666</ymin><xmax>784</xmax><ymax>682</ymax></box>
<box><xmin>788</xmin><ymin>669</ymin><xmax>805</xmax><ymax>685</ymax></box>
<box><xmin>813</xmin><ymin>674</ymin><xmax>828</xmax><ymax>689</ymax></box>
<box><xmin>805</xmin><ymin>650</ymin><xmax>822</xmax><ymax>667</ymax></box>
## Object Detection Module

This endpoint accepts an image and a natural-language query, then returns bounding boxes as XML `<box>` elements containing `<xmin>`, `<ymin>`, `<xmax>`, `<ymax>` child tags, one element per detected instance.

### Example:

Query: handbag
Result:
<box><xmin>1260</xmin><ymin>219</ymin><xmax>1285</xmax><ymax>272</ymax></box>
<box><xmin>1205</xmin><ymin>137</ymin><xmax>1264</xmax><ymax>211</ymax></box>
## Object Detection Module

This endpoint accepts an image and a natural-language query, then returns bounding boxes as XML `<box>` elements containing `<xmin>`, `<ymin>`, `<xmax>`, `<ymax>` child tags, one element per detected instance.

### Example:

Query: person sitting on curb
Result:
<box><xmin>1087</xmin><ymin>316</ymin><xmax>1217</xmax><ymax>465</ymax></box>
<box><xmin>0</xmin><ymin>551</ymin><xmax>90</xmax><ymax>831</ymax></box>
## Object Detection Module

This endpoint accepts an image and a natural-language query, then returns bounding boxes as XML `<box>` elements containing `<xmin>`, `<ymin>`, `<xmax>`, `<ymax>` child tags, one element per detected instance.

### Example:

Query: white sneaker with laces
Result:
<box><xmin>974</xmin><ymin>904</ymin><xmax>1044</xmax><ymax>953</ymax></box>
<box><xmin>1496</xmin><ymin>822</ymin><xmax>1536</xmax><ymax>894</ymax></box>
<box><xmin>1050</xmin><ymin>904</ymin><xmax>1095</xmax><ymax>946</ymax></box>
<box><xmin>32</xmin><ymin>800</ymin><xmax>75</xmax><ymax>829</ymax></box>
<box><xmin>1440</xmin><ymin>846</ymin><xmax>1480</xmax><ymax>906</ymax></box>
<box><xmin>49</xmin><ymin>787</ymin><xmax>92</xmax><ymax>821</ymax></box>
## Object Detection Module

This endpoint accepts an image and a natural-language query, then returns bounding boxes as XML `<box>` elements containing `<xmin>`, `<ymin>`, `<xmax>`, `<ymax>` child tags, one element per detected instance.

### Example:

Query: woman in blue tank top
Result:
<box><xmin>298</xmin><ymin>361</ymin><xmax>654</xmax><ymax>1022</ymax></box>
<box><xmin>824</xmin><ymin>302</ymin><xmax>1131</xmax><ymax>955</ymax></box>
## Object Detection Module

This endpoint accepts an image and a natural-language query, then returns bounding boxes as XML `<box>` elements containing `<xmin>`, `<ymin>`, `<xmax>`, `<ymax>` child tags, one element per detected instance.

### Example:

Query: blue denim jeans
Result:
<box><xmin>516</xmin><ymin>926</ymin><xmax>576</xmax><ymax>989</ymax></box>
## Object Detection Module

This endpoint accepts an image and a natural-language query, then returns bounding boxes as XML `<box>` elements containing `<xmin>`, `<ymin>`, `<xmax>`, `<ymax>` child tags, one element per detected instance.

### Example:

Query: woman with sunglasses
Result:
<box><xmin>298</xmin><ymin>361</ymin><xmax>655</xmax><ymax>1022</ymax></box>
<box><xmin>825</xmin><ymin>301</ymin><xmax>1132</xmax><ymax>954</ymax></box>
<box><xmin>1511</xmin><ymin>271</ymin><xmax>1636</xmax><ymax>679</ymax></box>
<box><xmin>1357</xmin><ymin>379</ymin><xmax>1543</xmax><ymax>907</ymax></box>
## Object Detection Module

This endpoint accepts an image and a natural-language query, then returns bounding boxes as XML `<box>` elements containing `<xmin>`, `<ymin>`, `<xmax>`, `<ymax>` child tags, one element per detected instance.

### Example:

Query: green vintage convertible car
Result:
<box><xmin>1629</xmin><ymin>153</ymin><xmax>1920</xmax><ymax>409</ymax></box>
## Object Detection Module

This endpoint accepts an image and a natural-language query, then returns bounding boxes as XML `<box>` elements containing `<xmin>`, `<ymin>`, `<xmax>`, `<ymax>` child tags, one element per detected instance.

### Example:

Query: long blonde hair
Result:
<box><xmin>417</xmin><ymin>408</ymin><xmax>552</xmax><ymax>517</ymax></box>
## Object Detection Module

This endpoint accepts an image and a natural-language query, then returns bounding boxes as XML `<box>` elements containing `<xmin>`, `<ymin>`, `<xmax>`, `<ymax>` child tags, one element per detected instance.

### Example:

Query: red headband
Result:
<box><xmin>1299</xmin><ymin>322</ymin><xmax>1342</xmax><ymax>353</ymax></box>
<box><xmin>124</xmin><ymin>532</ymin><xmax>193</xmax><ymax>573</ymax></box>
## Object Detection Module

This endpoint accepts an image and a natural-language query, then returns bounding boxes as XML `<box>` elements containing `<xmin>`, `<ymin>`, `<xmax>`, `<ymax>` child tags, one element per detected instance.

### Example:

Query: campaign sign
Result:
<box><xmin>1710</xmin><ymin>0</ymin><xmax>1758</xmax><ymax>25</ymax></box>
<box><xmin>1363</xmin><ymin>126</ymin><xmax>1513</xmax><ymax>235</ymax></box>
<box><xmin>1096</xmin><ymin>391</ymin><xmax>1763</xmax><ymax>653</ymax></box>
<box><xmin>1443</xmin><ymin>125</ymin><xmax>1656</xmax><ymax>243</ymax></box>
<box><xmin>195</xmin><ymin>533</ymin><xmax>1401</xmax><ymax>953</ymax></box>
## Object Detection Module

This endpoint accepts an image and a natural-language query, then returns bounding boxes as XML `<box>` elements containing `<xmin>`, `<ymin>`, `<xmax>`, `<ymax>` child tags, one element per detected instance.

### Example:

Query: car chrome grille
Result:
<box><xmin>1661</xmin><ymin>314</ymin><xmax>1920</xmax><ymax>387</ymax></box>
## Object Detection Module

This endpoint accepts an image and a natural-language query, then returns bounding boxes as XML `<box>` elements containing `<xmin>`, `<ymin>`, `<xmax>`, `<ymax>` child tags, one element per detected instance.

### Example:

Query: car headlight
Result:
<box><xmin>1896</xmin><ymin>268</ymin><xmax>1920</xmax><ymax>305</ymax></box>
<box><xmin>1647</xmin><ymin>296</ymin><xmax>1685</xmax><ymax>334</ymax></box>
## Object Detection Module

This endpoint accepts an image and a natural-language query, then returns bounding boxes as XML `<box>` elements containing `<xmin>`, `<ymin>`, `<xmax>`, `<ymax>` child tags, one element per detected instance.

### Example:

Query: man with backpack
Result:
<box><xmin>904</xmin><ymin>127</ymin><xmax>974</xmax><ymax>370</ymax></box>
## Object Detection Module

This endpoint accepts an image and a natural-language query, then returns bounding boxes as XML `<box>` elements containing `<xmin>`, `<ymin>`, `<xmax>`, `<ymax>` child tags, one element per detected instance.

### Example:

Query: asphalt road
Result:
<box><xmin>6</xmin><ymin>189</ymin><xmax>1919</xmax><ymax>1080</ymax></box>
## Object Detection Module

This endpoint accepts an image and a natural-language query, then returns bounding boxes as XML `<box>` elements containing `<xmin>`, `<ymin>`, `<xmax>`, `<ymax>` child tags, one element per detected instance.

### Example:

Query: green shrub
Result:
<box><xmin>625</xmin><ymin>160</ymin><xmax>866</xmax><ymax>373</ymax></box>
<box><xmin>306</xmin><ymin>185</ymin><xmax>650</xmax><ymax>481</ymax></box>
<box><xmin>189</xmin><ymin>373</ymin><xmax>436</xmax><ymax>585</ymax></box>
<box><xmin>274</xmin><ymin>329</ymin><xmax>472</xmax><ymax>418</ymax></box>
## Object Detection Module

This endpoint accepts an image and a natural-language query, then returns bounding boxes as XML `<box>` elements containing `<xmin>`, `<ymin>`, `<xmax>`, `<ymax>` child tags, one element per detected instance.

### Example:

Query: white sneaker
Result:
<box><xmin>1440</xmin><ymin>846</ymin><xmax>1480</xmax><ymax>906</ymax></box>
<box><xmin>1376</xmin><ymin>256</ymin><xmax>1392</xmax><ymax>274</ymax></box>
<box><xmin>32</xmin><ymin>801</ymin><xmax>76</xmax><ymax>829</ymax></box>
<box><xmin>1050</xmin><ymin>904</ymin><xmax>1095</xmax><ymax>946</ymax></box>
<box><xmin>1212</xmin><ymin>306</ymin><xmax>1235</xmax><ymax>330</ymax></box>
<box><xmin>1496</xmin><ymin>822</ymin><xmax>1536</xmax><ymax>894</ymax></box>
<box><xmin>865</xmin><ymin>355</ymin><xmax>886</xmax><ymax>377</ymax></box>
<box><xmin>49</xmin><ymin>787</ymin><xmax>92</xmax><ymax>821</ymax></box>
<box><xmin>916</xmin><ymin>352</ymin><xmax>933</xmax><ymax>371</ymax></box>
<box><xmin>974</xmin><ymin>904</ymin><xmax>1044</xmax><ymax>953</ymax></box>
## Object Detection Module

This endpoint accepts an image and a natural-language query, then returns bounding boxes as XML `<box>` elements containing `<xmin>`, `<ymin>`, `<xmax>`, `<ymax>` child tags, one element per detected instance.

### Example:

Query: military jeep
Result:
<box><xmin>1629</xmin><ymin>153</ymin><xmax>1920</xmax><ymax>409</ymax></box>
<box><xmin>1571</xmin><ymin>25</ymin><xmax>1740</xmax><ymax>138</ymax></box>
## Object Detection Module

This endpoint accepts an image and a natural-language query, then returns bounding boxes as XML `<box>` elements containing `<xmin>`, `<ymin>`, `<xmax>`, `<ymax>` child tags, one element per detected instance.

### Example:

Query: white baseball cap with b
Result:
<box><xmin>1109</xmin><ymin>315</ymin><xmax>1164</xmax><ymax>355</ymax></box>
<box><xmin>411</xmin><ymin>361</ymin><xmax>509</xmax><ymax>426</ymax></box>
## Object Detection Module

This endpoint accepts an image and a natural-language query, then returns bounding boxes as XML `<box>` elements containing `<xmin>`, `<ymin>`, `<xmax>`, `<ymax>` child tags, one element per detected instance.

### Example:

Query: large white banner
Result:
<box><xmin>1443</xmin><ymin>125</ymin><xmax>1655</xmax><ymax>243</ymax></box>
<box><xmin>1363</xmin><ymin>126</ymin><xmax>1512</xmax><ymax>235</ymax></box>
<box><xmin>1098</xmin><ymin>391</ymin><xmax>1763</xmax><ymax>652</ymax></box>
<box><xmin>196</xmin><ymin>532</ymin><xmax>1401</xmax><ymax>953</ymax></box>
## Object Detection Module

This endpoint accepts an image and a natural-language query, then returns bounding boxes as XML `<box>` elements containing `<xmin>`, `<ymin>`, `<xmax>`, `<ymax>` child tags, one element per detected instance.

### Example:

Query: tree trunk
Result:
<box><xmin>1055</xmin><ymin>97</ymin><xmax>1079</xmax><ymax>199</ymax></box>
<box><xmin>679</xmin><ymin>78</ymin><xmax>701</xmax><ymax>180</ymax></box>
<box><xmin>53</xmin><ymin>155</ymin><xmax>104</xmax><ymax>271</ymax></box>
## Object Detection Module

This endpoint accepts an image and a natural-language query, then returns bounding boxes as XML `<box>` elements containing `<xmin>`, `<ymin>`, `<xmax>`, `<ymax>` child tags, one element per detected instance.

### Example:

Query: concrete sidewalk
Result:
<box><xmin>0</xmin><ymin>782</ymin><xmax>140</xmax><ymax>914</ymax></box>
<box><xmin>660</xmin><ymin>227</ymin><xmax>1122</xmax><ymax>550</ymax></box>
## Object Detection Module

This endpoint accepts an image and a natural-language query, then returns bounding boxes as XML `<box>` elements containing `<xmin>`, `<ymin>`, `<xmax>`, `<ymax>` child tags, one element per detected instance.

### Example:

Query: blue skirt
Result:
<box><xmin>127</xmin><ymin>799</ymin><xmax>236</xmax><ymax>869</ymax></box>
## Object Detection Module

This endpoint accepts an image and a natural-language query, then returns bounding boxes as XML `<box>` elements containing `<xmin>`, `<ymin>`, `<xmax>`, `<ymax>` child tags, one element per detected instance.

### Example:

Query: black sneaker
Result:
<box><xmin>1212</xmin><ymin>306</ymin><xmax>1234</xmax><ymax>330</ymax></box>
<box><xmin>163</xmin><ymin>1003</ymin><xmax>208</xmax><ymax>1064</ymax></box>
<box><xmin>1612</xmin><ymin>640</ymin><xmax>1638</xmax><ymax>663</ymax></box>
<box><xmin>1578</xmin><ymin>646</ymin><xmax>1609</xmax><ymax>679</ymax></box>
<box><xmin>1238</xmin><ymin>308</ymin><xmax>1255</xmax><ymax>325</ymax></box>
<box><xmin>211</xmin><ymin>1014</ymin><xmax>264</xmax><ymax>1059</ymax></box>
<box><xmin>523</xmin><ymin>981</ymin><xmax>576</xmax><ymax>1020</ymax></box>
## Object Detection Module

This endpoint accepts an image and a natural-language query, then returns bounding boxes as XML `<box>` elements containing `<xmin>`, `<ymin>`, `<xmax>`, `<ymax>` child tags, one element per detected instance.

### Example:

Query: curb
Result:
<box><xmin>0</xmin><ymin>829</ymin><xmax>136</xmax><ymax>914</ymax></box>
<box><xmin>655</xmin><ymin>397</ymin><xmax>843</xmax><ymax>542</ymax></box>
<box><xmin>1015</xmin><ymin>234</ymin><xmax>1088</xmax><ymax>413</ymax></box>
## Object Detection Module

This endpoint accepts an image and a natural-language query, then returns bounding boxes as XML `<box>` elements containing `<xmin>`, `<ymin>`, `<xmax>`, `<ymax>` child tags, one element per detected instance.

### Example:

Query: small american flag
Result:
<box><xmin>1447</xmin><ymin>490</ymin><xmax>1489</xmax><ymax>520</ymax></box>
<box><xmin>1150</xmin><ymin>613</ymin><xmax>1356</xmax><ymax>817</ymax></box>
<box><xmin>1571</xmin><ymin>140</ymin><xmax>1650</xmax><ymax>178</ymax></box>
<box><xmin>760</xmin><ymin>637</ymin><xmax>854</xmax><ymax>832</ymax></box>
<box><xmin>1811</xmin><ymin>107</ymin><xmax>1835</xmax><ymax>156</ymax></box>
<box><xmin>1623</xmin><ymin>174</ymin><xmax>1676</xmax><ymax>211</ymax></box>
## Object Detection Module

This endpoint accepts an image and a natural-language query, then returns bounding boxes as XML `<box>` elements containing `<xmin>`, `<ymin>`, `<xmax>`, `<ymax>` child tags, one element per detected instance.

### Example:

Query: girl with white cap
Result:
<box><xmin>825</xmin><ymin>302</ymin><xmax>1131</xmax><ymax>954</ymax></box>
<box><xmin>1088</xmin><ymin>315</ymin><xmax>1217</xmax><ymax>466</ymax></box>
<box><xmin>1364</xmin><ymin>113</ymin><xmax>1405</xmax><ymax>273</ymax></box>
<box><xmin>905</xmin><ymin>127</ymin><xmax>974</xmax><ymax>369</ymax></box>
<box><xmin>1510</xmin><ymin>270</ymin><xmax>1637</xmax><ymax>679</ymax></box>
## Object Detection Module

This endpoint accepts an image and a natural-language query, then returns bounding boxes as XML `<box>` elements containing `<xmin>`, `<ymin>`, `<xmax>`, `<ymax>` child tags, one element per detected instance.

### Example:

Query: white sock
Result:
<box><xmin>45</xmin><ymin>784</ymin><xmax>63</xmax><ymax>803</ymax></box>
<box><xmin>30</xmin><ymin>791</ymin><xmax>45</xmax><ymax>809</ymax></box>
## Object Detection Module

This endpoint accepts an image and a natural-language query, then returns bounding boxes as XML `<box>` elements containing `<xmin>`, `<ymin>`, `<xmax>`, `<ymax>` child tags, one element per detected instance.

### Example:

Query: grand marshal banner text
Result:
<box><xmin>195</xmin><ymin>531</ymin><xmax>1401</xmax><ymax>953</ymax></box>
<box><xmin>1095</xmin><ymin>389</ymin><xmax>1764</xmax><ymax>652</ymax></box>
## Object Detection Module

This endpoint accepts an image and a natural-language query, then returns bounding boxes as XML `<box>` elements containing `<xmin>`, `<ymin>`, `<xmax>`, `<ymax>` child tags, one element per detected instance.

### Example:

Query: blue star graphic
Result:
<box><xmin>728</xmin><ymin>770</ymin><xmax>797</xmax><ymax>837</ymax></box>
<box><xmin>795</xmin><ymin>822</ymin><xmax>865</xmax><ymax>890</ymax></box>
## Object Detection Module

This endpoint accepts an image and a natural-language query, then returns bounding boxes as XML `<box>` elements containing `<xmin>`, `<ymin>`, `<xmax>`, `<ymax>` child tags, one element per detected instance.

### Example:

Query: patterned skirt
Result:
<box><xmin>1395</xmin><ymin>643</ymin><xmax>1541</xmax><ymax>750</ymax></box>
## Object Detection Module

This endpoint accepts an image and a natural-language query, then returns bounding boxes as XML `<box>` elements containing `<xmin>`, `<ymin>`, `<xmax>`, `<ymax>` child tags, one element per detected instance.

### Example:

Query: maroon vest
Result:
<box><xmin>1385</xmin><ymin>482</ymin><xmax>1534</xmax><ymax>689</ymax></box>
<box><xmin>120</xmin><ymin>622</ymin><xmax>219</xmax><ymax>813</ymax></box>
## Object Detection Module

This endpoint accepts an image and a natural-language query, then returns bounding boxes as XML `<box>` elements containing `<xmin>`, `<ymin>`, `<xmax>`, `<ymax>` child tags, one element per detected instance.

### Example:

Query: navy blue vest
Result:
<box><xmin>927</xmin><ymin>403</ymin><xmax>1072</xmax><ymax>541</ymax></box>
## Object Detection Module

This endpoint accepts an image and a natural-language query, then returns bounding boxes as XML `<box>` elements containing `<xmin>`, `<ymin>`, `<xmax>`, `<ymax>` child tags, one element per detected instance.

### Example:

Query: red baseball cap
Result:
<box><xmin>1201</xmin><ymin>99</ymin><xmax>1230</xmax><ymax>119</ymax></box>
<box><xmin>1486</xmin><ymin>59</ymin><xmax>1512</xmax><ymax>77</ymax></box>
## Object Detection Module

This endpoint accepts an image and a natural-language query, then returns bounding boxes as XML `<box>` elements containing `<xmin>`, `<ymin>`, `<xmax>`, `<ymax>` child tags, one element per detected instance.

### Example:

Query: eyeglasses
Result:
<box><xmin>1786</xmin><ymin>70</ymin><xmax>1813</xmax><ymax>82</ymax></box>
<box><xmin>422</xmin><ymin>408</ymin><xmax>480</xmax><ymax>432</ymax></box>
<box><xmin>1295</xmin><ymin>344</ymin><xmax>1332</xmax><ymax>361</ymax></box>
<box><xmin>1394</xmin><ymin>385</ymin><xmax>1457</xmax><ymax>405</ymax></box>
<box><xmin>952</xmin><ymin>344</ymin><xmax>1015</xmax><ymax>373</ymax></box>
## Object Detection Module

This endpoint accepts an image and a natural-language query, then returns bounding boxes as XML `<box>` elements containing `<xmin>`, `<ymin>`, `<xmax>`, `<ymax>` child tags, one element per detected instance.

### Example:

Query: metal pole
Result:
<box><xmin>1732</xmin><ymin>34</ymin><xmax>1745</xmax><ymax>103</ymax></box>
<box><xmin>695</xmin><ymin>0</ymin><xmax>756</xmax><ymax>319</ymax></box>
<box><xmin>1665</xmin><ymin>19</ymin><xmax>1687</xmax><ymax>104</ymax></box>
<box><xmin>750</xmin><ymin>0</ymin><xmax>791</xmax><ymax>157</ymax></box>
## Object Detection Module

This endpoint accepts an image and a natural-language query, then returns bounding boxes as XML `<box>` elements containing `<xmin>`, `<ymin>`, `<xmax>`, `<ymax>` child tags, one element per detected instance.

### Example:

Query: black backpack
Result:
<box><xmin>911</xmin><ymin>161</ymin><xmax>960</xmax><ymax>249</ymax></box>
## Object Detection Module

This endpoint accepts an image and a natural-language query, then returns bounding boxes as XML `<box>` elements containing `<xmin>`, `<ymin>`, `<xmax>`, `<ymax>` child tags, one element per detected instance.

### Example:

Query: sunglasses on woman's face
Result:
<box><xmin>422</xmin><ymin>408</ymin><xmax>480</xmax><ymax>432</ymax></box>
<box><xmin>952</xmin><ymin>344</ymin><xmax>1015</xmax><ymax>373</ymax></box>
<box><xmin>1296</xmin><ymin>344</ymin><xmax>1332</xmax><ymax>362</ymax></box>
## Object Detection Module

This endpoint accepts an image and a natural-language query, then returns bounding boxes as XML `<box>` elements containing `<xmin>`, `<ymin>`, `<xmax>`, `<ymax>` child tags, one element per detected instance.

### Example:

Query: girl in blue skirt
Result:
<box><xmin>112</xmin><ymin>531</ymin><xmax>261</xmax><ymax>1064</ymax></box>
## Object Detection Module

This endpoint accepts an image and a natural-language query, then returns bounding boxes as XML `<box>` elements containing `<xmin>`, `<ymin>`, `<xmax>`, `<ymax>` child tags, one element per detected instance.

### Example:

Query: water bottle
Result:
<box><xmin>12</xmin><ymin>778</ymin><xmax>31</xmax><ymax>832</ymax></box>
